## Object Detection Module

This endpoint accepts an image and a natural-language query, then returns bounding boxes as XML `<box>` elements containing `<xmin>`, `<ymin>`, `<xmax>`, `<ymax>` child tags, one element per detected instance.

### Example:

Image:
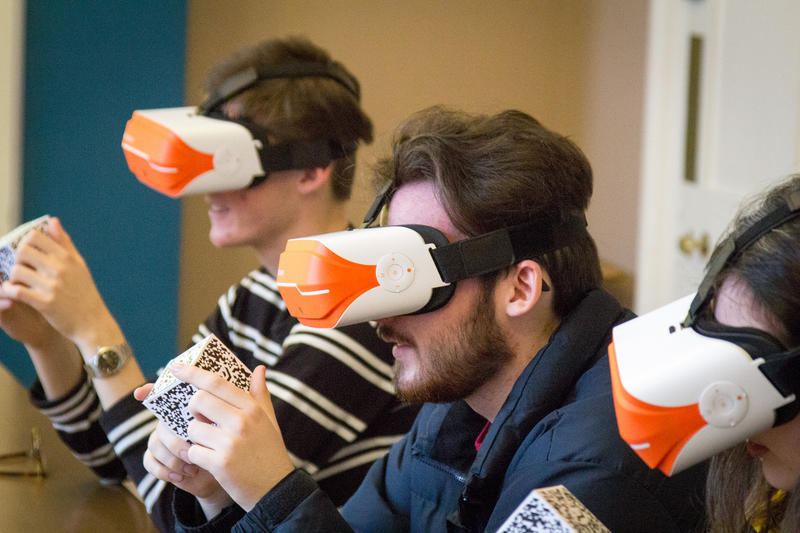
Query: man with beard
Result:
<box><xmin>137</xmin><ymin>106</ymin><xmax>707</xmax><ymax>532</ymax></box>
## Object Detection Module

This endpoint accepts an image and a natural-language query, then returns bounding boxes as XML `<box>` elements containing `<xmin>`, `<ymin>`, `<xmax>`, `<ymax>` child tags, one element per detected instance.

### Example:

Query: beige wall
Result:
<box><xmin>178</xmin><ymin>0</ymin><xmax>647</xmax><ymax>346</ymax></box>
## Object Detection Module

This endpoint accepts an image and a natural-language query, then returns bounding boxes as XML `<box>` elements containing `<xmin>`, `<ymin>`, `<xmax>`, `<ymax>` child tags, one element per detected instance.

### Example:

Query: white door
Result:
<box><xmin>635</xmin><ymin>0</ymin><xmax>800</xmax><ymax>313</ymax></box>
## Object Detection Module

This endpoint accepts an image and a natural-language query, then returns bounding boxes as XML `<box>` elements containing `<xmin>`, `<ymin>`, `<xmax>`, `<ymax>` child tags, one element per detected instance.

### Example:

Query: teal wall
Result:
<box><xmin>1</xmin><ymin>2</ymin><xmax>186</xmax><ymax>385</ymax></box>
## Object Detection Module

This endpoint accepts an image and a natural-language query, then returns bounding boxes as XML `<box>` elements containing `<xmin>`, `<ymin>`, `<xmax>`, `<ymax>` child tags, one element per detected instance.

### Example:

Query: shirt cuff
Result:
<box><xmin>173</xmin><ymin>488</ymin><xmax>245</xmax><ymax>532</ymax></box>
<box><xmin>29</xmin><ymin>369</ymin><xmax>91</xmax><ymax>409</ymax></box>
<box><xmin>237</xmin><ymin>469</ymin><xmax>317</xmax><ymax>530</ymax></box>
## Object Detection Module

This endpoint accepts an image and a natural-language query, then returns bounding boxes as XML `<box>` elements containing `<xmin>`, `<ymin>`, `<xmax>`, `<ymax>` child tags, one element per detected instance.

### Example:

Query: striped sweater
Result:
<box><xmin>30</xmin><ymin>268</ymin><xmax>418</xmax><ymax>532</ymax></box>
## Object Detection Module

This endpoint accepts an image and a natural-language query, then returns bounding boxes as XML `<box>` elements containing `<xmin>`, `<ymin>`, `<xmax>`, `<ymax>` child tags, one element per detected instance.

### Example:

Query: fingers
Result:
<box><xmin>249</xmin><ymin>365</ymin><xmax>267</xmax><ymax>400</ymax></box>
<box><xmin>4</xmin><ymin>261</ymin><xmax>54</xmax><ymax>299</ymax></box>
<box><xmin>178</xmin><ymin>364</ymin><xmax>282</xmax><ymax>442</ymax></box>
<box><xmin>1</xmin><ymin>282</ymin><xmax>43</xmax><ymax>307</ymax></box>
<box><xmin>186</xmin><ymin>390</ymin><xmax>244</xmax><ymax>437</ymax></box>
<box><xmin>143</xmin><ymin>421</ymin><xmax>229</xmax><ymax>502</ymax></box>
<box><xmin>0</xmin><ymin>283</ymin><xmax>13</xmax><ymax>309</ymax></box>
<box><xmin>0</xmin><ymin>217</ymin><xmax>73</xmax><ymax>301</ymax></box>
<box><xmin>172</xmin><ymin>364</ymin><xmax>251</xmax><ymax>409</ymax></box>
<box><xmin>0</xmin><ymin>284</ymin><xmax>13</xmax><ymax>310</ymax></box>
<box><xmin>13</xmin><ymin>222</ymin><xmax>86</xmax><ymax>284</ymax></box>
<box><xmin>17</xmin><ymin>223</ymin><xmax>66</xmax><ymax>259</ymax></box>
<box><xmin>47</xmin><ymin>217</ymin><xmax>78</xmax><ymax>253</ymax></box>
<box><xmin>144</xmin><ymin>448</ymin><xmax>189</xmax><ymax>483</ymax></box>
<box><xmin>13</xmin><ymin>240</ymin><xmax>62</xmax><ymax>278</ymax></box>
<box><xmin>155</xmin><ymin>423</ymin><xmax>197</xmax><ymax>474</ymax></box>
<box><xmin>144</xmin><ymin>442</ymin><xmax>186</xmax><ymax>484</ymax></box>
<box><xmin>185</xmin><ymin>442</ymin><xmax>217</xmax><ymax>474</ymax></box>
<box><xmin>133</xmin><ymin>383</ymin><xmax>154</xmax><ymax>401</ymax></box>
<box><xmin>3</xmin><ymin>230</ymin><xmax>72</xmax><ymax>308</ymax></box>
<box><xmin>250</xmin><ymin>366</ymin><xmax>281</xmax><ymax>430</ymax></box>
<box><xmin>1</xmin><ymin>221</ymin><xmax>114</xmax><ymax>343</ymax></box>
<box><xmin>144</xmin><ymin>424</ymin><xmax>198</xmax><ymax>483</ymax></box>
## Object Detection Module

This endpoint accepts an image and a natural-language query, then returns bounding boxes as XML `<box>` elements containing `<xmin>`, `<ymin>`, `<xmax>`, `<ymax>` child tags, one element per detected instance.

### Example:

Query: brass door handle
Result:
<box><xmin>678</xmin><ymin>232</ymin><xmax>709</xmax><ymax>257</ymax></box>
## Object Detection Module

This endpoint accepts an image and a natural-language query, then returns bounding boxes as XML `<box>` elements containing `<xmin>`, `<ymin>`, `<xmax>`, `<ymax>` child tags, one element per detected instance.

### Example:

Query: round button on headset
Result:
<box><xmin>698</xmin><ymin>381</ymin><xmax>749</xmax><ymax>428</ymax></box>
<box><xmin>376</xmin><ymin>253</ymin><xmax>415</xmax><ymax>293</ymax></box>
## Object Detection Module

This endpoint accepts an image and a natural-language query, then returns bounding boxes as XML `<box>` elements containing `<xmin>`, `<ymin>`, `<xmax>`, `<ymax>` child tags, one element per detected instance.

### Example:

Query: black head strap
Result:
<box><xmin>359</xmin><ymin>182</ymin><xmax>392</xmax><ymax>229</ymax></box>
<box><xmin>429</xmin><ymin>212</ymin><xmax>587</xmax><ymax>284</ymax></box>
<box><xmin>198</xmin><ymin>61</ymin><xmax>360</xmax><ymax>115</ymax></box>
<box><xmin>763</xmin><ymin>348</ymin><xmax>800</xmax><ymax>424</ymax></box>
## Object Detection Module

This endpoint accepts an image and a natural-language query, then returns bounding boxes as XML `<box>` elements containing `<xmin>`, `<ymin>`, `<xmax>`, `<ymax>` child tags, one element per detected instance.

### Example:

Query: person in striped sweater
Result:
<box><xmin>0</xmin><ymin>36</ymin><xmax>417</xmax><ymax>531</ymax></box>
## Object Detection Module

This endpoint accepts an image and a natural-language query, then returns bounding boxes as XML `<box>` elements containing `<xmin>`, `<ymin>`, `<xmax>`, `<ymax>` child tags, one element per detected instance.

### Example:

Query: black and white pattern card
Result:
<box><xmin>0</xmin><ymin>215</ymin><xmax>50</xmax><ymax>282</ymax></box>
<box><xmin>143</xmin><ymin>334</ymin><xmax>252</xmax><ymax>440</ymax></box>
<box><xmin>497</xmin><ymin>485</ymin><xmax>611</xmax><ymax>533</ymax></box>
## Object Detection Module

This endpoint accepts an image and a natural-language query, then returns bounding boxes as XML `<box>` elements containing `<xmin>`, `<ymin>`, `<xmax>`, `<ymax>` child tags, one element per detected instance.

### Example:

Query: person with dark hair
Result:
<box><xmin>608</xmin><ymin>174</ymin><xmax>800</xmax><ymax>533</ymax></box>
<box><xmin>695</xmin><ymin>175</ymin><xmax>800</xmax><ymax>532</ymax></box>
<box><xmin>142</xmin><ymin>106</ymin><xmax>707</xmax><ymax>532</ymax></box>
<box><xmin>0</xmin><ymin>36</ymin><xmax>417</xmax><ymax>531</ymax></box>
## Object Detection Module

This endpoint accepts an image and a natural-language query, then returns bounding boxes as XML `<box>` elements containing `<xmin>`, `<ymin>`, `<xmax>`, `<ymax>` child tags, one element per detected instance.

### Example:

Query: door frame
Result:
<box><xmin>0</xmin><ymin>0</ymin><xmax>24</xmax><ymax>234</ymax></box>
<box><xmin>635</xmin><ymin>0</ymin><xmax>692</xmax><ymax>313</ymax></box>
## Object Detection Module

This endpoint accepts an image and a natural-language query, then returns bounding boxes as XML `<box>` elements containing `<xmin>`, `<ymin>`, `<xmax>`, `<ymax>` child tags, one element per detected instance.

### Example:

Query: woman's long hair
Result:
<box><xmin>705</xmin><ymin>444</ymin><xmax>798</xmax><ymax>532</ymax></box>
<box><xmin>705</xmin><ymin>175</ymin><xmax>800</xmax><ymax>531</ymax></box>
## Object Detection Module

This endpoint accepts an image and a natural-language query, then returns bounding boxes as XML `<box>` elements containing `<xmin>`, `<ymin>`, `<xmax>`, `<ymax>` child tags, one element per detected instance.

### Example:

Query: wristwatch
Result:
<box><xmin>84</xmin><ymin>343</ymin><xmax>133</xmax><ymax>378</ymax></box>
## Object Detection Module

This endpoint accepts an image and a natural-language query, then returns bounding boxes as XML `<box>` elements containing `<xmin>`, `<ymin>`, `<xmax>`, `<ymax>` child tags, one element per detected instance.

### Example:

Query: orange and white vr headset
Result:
<box><xmin>276</xmin><ymin>185</ymin><xmax>588</xmax><ymax>328</ymax></box>
<box><xmin>610</xmin><ymin>189</ymin><xmax>800</xmax><ymax>476</ymax></box>
<box><xmin>121</xmin><ymin>61</ymin><xmax>360</xmax><ymax>197</ymax></box>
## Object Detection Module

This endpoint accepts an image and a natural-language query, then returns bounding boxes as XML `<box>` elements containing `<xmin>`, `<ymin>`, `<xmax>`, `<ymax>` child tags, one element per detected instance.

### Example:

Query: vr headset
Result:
<box><xmin>610</xmin><ymin>188</ymin><xmax>800</xmax><ymax>476</ymax></box>
<box><xmin>276</xmin><ymin>185</ymin><xmax>589</xmax><ymax>328</ymax></box>
<box><xmin>121</xmin><ymin>61</ymin><xmax>360</xmax><ymax>197</ymax></box>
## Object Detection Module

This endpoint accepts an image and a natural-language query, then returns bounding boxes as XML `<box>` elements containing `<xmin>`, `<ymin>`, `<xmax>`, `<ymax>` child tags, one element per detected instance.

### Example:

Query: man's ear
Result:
<box><xmin>296</xmin><ymin>164</ymin><xmax>334</xmax><ymax>195</ymax></box>
<box><xmin>503</xmin><ymin>260</ymin><xmax>549</xmax><ymax>317</ymax></box>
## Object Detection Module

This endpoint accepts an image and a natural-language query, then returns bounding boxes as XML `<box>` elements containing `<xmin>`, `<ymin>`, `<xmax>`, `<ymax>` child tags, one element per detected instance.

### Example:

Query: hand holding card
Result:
<box><xmin>0</xmin><ymin>215</ymin><xmax>50</xmax><ymax>282</ymax></box>
<box><xmin>143</xmin><ymin>334</ymin><xmax>252</xmax><ymax>440</ymax></box>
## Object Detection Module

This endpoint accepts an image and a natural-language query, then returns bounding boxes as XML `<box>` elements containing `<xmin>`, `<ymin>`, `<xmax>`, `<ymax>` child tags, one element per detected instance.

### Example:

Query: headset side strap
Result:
<box><xmin>198</xmin><ymin>67</ymin><xmax>260</xmax><ymax>115</ymax></box>
<box><xmin>360</xmin><ymin>182</ymin><xmax>392</xmax><ymax>228</ymax></box>
<box><xmin>198</xmin><ymin>61</ymin><xmax>361</xmax><ymax>116</ymax></box>
<box><xmin>430</xmin><ymin>213</ymin><xmax>588</xmax><ymax>283</ymax></box>
<box><xmin>686</xmin><ymin>237</ymin><xmax>735</xmax><ymax>323</ymax></box>
<box><xmin>257</xmin><ymin>139</ymin><xmax>345</xmax><ymax>173</ymax></box>
<box><xmin>758</xmin><ymin>349</ymin><xmax>800</xmax><ymax>424</ymax></box>
<box><xmin>432</xmin><ymin>230</ymin><xmax>515</xmax><ymax>282</ymax></box>
<box><xmin>254</xmin><ymin>61</ymin><xmax>360</xmax><ymax>100</ymax></box>
<box><xmin>685</xmin><ymin>191</ymin><xmax>800</xmax><ymax>326</ymax></box>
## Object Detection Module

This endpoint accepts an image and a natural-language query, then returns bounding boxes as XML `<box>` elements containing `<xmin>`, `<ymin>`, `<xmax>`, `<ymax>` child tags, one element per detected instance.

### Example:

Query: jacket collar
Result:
<box><xmin>451</xmin><ymin>288</ymin><xmax>630</xmax><ymax>530</ymax></box>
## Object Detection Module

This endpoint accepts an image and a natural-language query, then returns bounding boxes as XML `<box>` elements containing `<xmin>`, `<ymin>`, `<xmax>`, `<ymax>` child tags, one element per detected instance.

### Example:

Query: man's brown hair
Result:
<box><xmin>205</xmin><ymin>36</ymin><xmax>373</xmax><ymax>200</ymax></box>
<box><xmin>375</xmin><ymin>106</ymin><xmax>602</xmax><ymax>319</ymax></box>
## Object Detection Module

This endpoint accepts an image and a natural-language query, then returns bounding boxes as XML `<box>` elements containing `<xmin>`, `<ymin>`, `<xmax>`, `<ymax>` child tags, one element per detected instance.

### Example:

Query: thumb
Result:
<box><xmin>250</xmin><ymin>365</ymin><xmax>268</xmax><ymax>403</ymax></box>
<box><xmin>47</xmin><ymin>217</ymin><xmax>78</xmax><ymax>253</ymax></box>
<box><xmin>250</xmin><ymin>366</ymin><xmax>280</xmax><ymax>429</ymax></box>
<box><xmin>134</xmin><ymin>382</ymin><xmax>154</xmax><ymax>401</ymax></box>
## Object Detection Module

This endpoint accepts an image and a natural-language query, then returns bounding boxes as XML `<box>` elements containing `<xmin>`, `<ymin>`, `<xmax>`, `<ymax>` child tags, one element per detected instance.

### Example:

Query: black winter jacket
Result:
<box><xmin>176</xmin><ymin>289</ymin><xmax>707</xmax><ymax>532</ymax></box>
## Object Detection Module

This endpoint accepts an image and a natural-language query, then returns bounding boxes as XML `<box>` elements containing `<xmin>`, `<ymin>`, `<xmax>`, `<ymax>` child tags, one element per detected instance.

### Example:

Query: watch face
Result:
<box><xmin>97</xmin><ymin>350</ymin><xmax>121</xmax><ymax>373</ymax></box>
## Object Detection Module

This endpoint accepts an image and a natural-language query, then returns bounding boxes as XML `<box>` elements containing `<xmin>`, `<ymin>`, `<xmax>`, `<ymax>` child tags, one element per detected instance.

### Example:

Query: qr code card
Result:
<box><xmin>0</xmin><ymin>215</ymin><xmax>50</xmax><ymax>283</ymax></box>
<box><xmin>143</xmin><ymin>334</ymin><xmax>252</xmax><ymax>440</ymax></box>
<box><xmin>497</xmin><ymin>485</ymin><xmax>610</xmax><ymax>533</ymax></box>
